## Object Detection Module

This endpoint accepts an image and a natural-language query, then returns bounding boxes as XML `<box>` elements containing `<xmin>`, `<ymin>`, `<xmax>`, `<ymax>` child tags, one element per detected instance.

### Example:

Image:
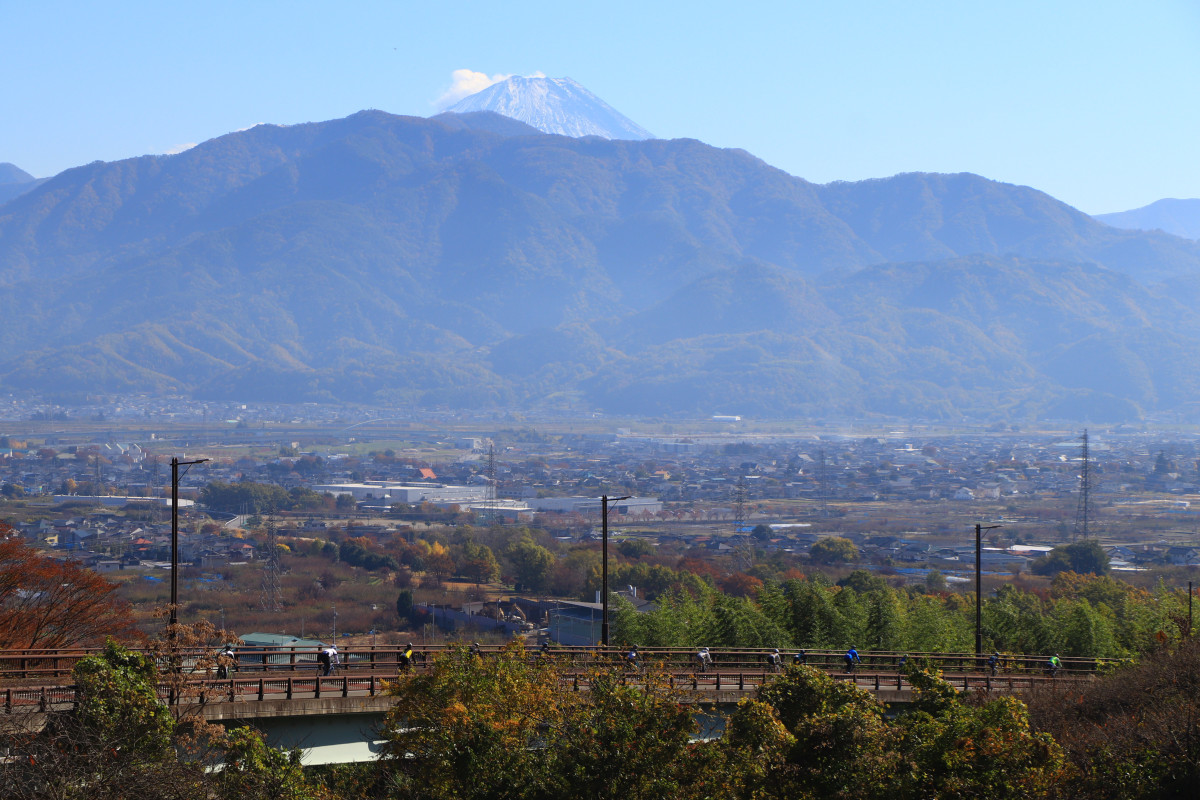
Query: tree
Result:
<box><xmin>897</xmin><ymin>668</ymin><xmax>1066</xmax><ymax>798</ymax></box>
<box><xmin>506</xmin><ymin>536</ymin><xmax>554</xmax><ymax>593</ymax></box>
<box><xmin>810</xmin><ymin>536</ymin><xmax>858</xmax><ymax>564</ymax></box>
<box><xmin>1033</xmin><ymin>541</ymin><xmax>1110</xmax><ymax>576</ymax></box>
<box><xmin>0</xmin><ymin>528</ymin><xmax>139</xmax><ymax>648</ymax></box>
<box><xmin>721</xmin><ymin>665</ymin><xmax>1066</xmax><ymax>800</ymax></box>
<box><xmin>1026</xmin><ymin>636</ymin><xmax>1200</xmax><ymax>799</ymax></box>
<box><xmin>396</xmin><ymin>589</ymin><xmax>417</xmax><ymax>624</ymax></box>
<box><xmin>924</xmin><ymin>568</ymin><xmax>948</xmax><ymax>592</ymax></box>
<box><xmin>459</xmin><ymin>540</ymin><xmax>501</xmax><ymax>584</ymax></box>
<box><xmin>0</xmin><ymin>638</ymin><xmax>320</xmax><ymax>800</ymax></box>
<box><xmin>617</xmin><ymin>538</ymin><xmax>655</xmax><ymax>559</ymax></box>
<box><xmin>381</xmin><ymin>642</ymin><xmax>696</xmax><ymax>800</ymax></box>
<box><xmin>381</xmin><ymin>642</ymin><xmax>561</xmax><ymax>799</ymax></box>
<box><xmin>211</xmin><ymin>726</ymin><xmax>312</xmax><ymax>800</ymax></box>
<box><xmin>73</xmin><ymin>639</ymin><xmax>175</xmax><ymax>763</ymax></box>
<box><xmin>719</xmin><ymin>572</ymin><xmax>764</xmax><ymax>598</ymax></box>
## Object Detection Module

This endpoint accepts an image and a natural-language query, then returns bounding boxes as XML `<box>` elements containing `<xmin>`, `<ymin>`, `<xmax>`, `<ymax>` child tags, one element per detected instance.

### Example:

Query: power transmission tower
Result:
<box><xmin>733</xmin><ymin>476</ymin><xmax>747</xmax><ymax>534</ymax></box>
<box><xmin>1073</xmin><ymin>429</ymin><xmax>1093</xmax><ymax>541</ymax></box>
<box><xmin>486</xmin><ymin>441</ymin><xmax>498</xmax><ymax>528</ymax></box>
<box><xmin>817</xmin><ymin>449</ymin><xmax>830</xmax><ymax>518</ymax></box>
<box><xmin>260</xmin><ymin>516</ymin><xmax>283</xmax><ymax>612</ymax></box>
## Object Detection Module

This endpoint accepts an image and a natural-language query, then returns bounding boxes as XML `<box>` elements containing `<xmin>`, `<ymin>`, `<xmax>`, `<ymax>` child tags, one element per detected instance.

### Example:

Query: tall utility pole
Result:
<box><xmin>600</xmin><ymin>494</ymin><xmax>630</xmax><ymax>647</ymax></box>
<box><xmin>170</xmin><ymin>457</ymin><xmax>209</xmax><ymax>634</ymax></box>
<box><xmin>975</xmin><ymin>523</ymin><xmax>1000</xmax><ymax>657</ymax></box>
<box><xmin>1073</xmin><ymin>429</ymin><xmax>1092</xmax><ymax>541</ymax></box>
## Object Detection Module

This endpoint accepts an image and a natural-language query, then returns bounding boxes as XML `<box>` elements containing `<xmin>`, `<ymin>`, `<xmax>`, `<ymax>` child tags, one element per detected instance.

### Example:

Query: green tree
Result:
<box><xmin>1054</xmin><ymin>598</ymin><xmax>1118</xmax><ymax>657</ymax></box>
<box><xmin>810</xmin><ymin>536</ymin><xmax>859</xmax><ymax>564</ymax></box>
<box><xmin>506</xmin><ymin>535</ymin><xmax>554</xmax><ymax>593</ymax></box>
<box><xmin>459</xmin><ymin>540</ymin><xmax>501</xmax><ymax>584</ymax></box>
<box><xmin>72</xmin><ymin>639</ymin><xmax>175</xmax><ymax>764</ymax></box>
<box><xmin>1033</xmin><ymin>540</ymin><xmax>1109</xmax><ymax>576</ymax></box>
<box><xmin>396</xmin><ymin>589</ymin><xmax>416</xmax><ymax>623</ymax></box>
<box><xmin>616</xmin><ymin>538</ymin><xmax>655</xmax><ymax>558</ymax></box>
<box><xmin>0</xmin><ymin>637</ymin><xmax>322</xmax><ymax>800</ymax></box>
<box><xmin>211</xmin><ymin>726</ymin><xmax>312</xmax><ymax>800</ymax></box>
<box><xmin>864</xmin><ymin>588</ymin><xmax>906</xmax><ymax>651</ymax></box>
<box><xmin>782</xmin><ymin>578</ymin><xmax>841</xmax><ymax>647</ymax></box>
<box><xmin>897</xmin><ymin>668</ymin><xmax>1066</xmax><ymax>798</ymax></box>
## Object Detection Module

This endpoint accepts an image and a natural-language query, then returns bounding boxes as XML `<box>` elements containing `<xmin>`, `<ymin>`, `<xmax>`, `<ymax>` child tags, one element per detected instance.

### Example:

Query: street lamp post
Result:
<box><xmin>975</xmin><ymin>523</ymin><xmax>1001</xmax><ymax>658</ymax></box>
<box><xmin>600</xmin><ymin>494</ymin><xmax>630</xmax><ymax>647</ymax></box>
<box><xmin>170</xmin><ymin>457</ymin><xmax>209</xmax><ymax>635</ymax></box>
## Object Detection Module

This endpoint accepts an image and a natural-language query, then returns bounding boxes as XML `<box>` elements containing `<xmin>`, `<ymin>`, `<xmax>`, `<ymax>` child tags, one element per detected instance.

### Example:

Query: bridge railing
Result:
<box><xmin>0</xmin><ymin>644</ymin><xmax>1116</xmax><ymax>683</ymax></box>
<box><xmin>0</xmin><ymin>665</ymin><xmax>1078</xmax><ymax>716</ymax></box>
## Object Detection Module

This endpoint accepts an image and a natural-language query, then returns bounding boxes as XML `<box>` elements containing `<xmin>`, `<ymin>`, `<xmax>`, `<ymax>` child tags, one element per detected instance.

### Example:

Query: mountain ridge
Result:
<box><xmin>0</xmin><ymin>163</ymin><xmax>45</xmax><ymax>205</ymax></box>
<box><xmin>2</xmin><ymin>110</ymin><xmax>1199</xmax><ymax>421</ymax></box>
<box><xmin>1096</xmin><ymin>198</ymin><xmax>1200</xmax><ymax>241</ymax></box>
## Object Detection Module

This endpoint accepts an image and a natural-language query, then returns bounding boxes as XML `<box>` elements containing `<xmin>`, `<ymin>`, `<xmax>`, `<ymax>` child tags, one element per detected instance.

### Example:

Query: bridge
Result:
<box><xmin>0</xmin><ymin>645</ymin><xmax>1102</xmax><ymax>764</ymax></box>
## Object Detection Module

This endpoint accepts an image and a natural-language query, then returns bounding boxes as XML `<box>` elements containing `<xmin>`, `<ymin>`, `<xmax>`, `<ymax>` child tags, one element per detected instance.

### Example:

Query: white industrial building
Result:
<box><xmin>531</xmin><ymin>496</ymin><xmax>662</xmax><ymax>516</ymax></box>
<box><xmin>52</xmin><ymin>495</ymin><xmax>192</xmax><ymax>508</ymax></box>
<box><xmin>312</xmin><ymin>481</ymin><xmax>488</xmax><ymax>506</ymax></box>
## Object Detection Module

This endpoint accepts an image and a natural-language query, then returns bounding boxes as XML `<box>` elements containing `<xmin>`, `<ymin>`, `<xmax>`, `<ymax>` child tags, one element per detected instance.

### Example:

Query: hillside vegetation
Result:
<box><xmin>3</xmin><ymin>111</ymin><xmax>1200</xmax><ymax>420</ymax></box>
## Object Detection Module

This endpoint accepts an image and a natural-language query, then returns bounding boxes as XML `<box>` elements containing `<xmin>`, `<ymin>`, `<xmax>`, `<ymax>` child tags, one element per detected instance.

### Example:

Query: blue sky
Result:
<box><xmin>2</xmin><ymin>0</ymin><xmax>1197</xmax><ymax>214</ymax></box>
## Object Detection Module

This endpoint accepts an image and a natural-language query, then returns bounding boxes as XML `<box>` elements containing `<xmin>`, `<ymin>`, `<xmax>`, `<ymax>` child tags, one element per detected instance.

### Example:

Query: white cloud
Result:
<box><xmin>434</xmin><ymin>69</ymin><xmax>511</xmax><ymax>109</ymax></box>
<box><xmin>165</xmin><ymin>143</ymin><xmax>197</xmax><ymax>155</ymax></box>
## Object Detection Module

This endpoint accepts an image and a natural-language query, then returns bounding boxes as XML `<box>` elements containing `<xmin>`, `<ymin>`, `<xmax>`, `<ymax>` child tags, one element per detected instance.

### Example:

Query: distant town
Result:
<box><xmin>1</xmin><ymin>393</ymin><xmax>1198</xmax><ymax>644</ymax></box>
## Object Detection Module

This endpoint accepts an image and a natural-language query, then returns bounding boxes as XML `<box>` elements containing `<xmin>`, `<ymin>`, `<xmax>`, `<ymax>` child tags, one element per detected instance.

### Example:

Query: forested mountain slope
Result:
<box><xmin>1</xmin><ymin>110</ymin><xmax>1198</xmax><ymax>420</ymax></box>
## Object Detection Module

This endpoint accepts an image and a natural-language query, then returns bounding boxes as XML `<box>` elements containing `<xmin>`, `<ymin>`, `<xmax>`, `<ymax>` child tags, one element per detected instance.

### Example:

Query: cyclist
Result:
<box><xmin>319</xmin><ymin>643</ymin><xmax>339</xmax><ymax>676</ymax></box>
<box><xmin>844</xmin><ymin>646</ymin><xmax>861</xmax><ymax>674</ymax></box>
<box><xmin>216</xmin><ymin>644</ymin><xmax>236</xmax><ymax>679</ymax></box>
<box><xmin>793</xmin><ymin>649</ymin><xmax>807</xmax><ymax>667</ymax></box>
<box><xmin>1048</xmin><ymin>653</ymin><xmax>1061</xmax><ymax>678</ymax></box>
<box><xmin>988</xmin><ymin>651</ymin><xmax>1002</xmax><ymax>676</ymax></box>
<box><xmin>696</xmin><ymin>647</ymin><xmax>713</xmax><ymax>673</ymax></box>
<box><xmin>399</xmin><ymin>642</ymin><xmax>415</xmax><ymax>673</ymax></box>
<box><xmin>767</xmin><ymin>648</ymin><xmax>782</xmax><ymax>673</ymax></box>
<box><xmin>625</xmin><ymin>644</ymin><xmax>640</xmax><ymax>671</ymax></box>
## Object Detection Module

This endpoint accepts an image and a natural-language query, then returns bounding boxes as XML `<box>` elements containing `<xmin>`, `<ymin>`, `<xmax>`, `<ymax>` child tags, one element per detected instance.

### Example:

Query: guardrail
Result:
<box><xmin>0</xmin><ymin>645</ymin><xmax>1113</xmax><ymax>683</ymax></box>
<box><xmin>0</xmin><ymin>665</ymin><xmax>1075</xmax><ymax>716</ymax></box>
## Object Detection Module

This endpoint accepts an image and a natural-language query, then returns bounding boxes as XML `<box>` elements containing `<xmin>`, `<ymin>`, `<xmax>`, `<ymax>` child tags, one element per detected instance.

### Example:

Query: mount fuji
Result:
<box><xmin>443</xmin><ymin>75</ymin><xmax>653</xmax><ymax>140</ymax></box>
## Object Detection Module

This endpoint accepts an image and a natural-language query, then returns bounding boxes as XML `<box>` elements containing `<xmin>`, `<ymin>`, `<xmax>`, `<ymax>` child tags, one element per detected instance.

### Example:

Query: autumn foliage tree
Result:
<box><xmin>0</xmin><ymin>640</ymin><xmax>324</xmax><ymax>800</ymax></box>
<box><xmin>0</xmin><ymin>524</ymin><xmax>139</xmax><ymax>648</ymax></box>
<box><xmin>380</xmin><ymin>641</ymin><xmax>697</xmax><ymax>800</ymax></box>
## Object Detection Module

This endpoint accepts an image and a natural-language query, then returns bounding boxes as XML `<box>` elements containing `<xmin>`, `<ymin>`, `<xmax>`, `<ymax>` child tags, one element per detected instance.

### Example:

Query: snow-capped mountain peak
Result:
<box><xmin>445</xmin><ymin>75</ymin><xmax>653</xmax><ymax>140</ymax></box>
